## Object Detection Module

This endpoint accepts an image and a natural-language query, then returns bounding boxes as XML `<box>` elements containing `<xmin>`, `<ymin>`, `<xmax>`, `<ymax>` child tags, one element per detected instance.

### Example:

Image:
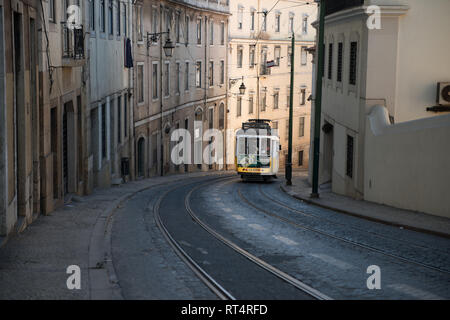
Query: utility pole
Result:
<box><xmin>311</xmin><ymin>0</ymin><xmax>326</xmax><ymax>197</ymax></box>
<box><xmin>286</xmin><ymin>34</ymin><xmax>295</xmax><ymax>186</ymax></box>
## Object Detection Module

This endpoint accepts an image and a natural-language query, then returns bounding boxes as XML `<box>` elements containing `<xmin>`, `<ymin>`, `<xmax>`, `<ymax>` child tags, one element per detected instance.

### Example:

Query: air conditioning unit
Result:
<box><xmin>437</xmin><ymin>82</ymin><xmax>450</xmax><ymax>106</ymax></box>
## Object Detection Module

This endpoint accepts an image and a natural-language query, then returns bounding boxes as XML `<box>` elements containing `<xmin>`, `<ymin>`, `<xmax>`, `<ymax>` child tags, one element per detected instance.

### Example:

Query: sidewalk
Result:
<box><xmin>281</xmin><ymin>172</ymin><xmax>450</xmax><ymax>238</ymax></box>
<box><xmin>0</xmin><ymin>172</ymin><xmax>215</xmax><ymax>300</ymax></box>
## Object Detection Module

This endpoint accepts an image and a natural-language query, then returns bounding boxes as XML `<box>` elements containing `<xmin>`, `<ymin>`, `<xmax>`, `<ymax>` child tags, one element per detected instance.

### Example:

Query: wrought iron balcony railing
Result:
<box><xmin>63</xmin><ymin>24</ymin><xmax>84</xmax><ymax>60</ymax></box>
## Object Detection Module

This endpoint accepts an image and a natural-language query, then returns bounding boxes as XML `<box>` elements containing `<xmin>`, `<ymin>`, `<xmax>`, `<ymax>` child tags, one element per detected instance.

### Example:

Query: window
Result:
<box><xmin>237</xmin><ymin>97</ymin><xmax>242</xmax><ymax>117</ymax></box>
<box><xmin>274</xmin><ymin>46</ymin><xmax>281</xmax><ymax>66</ymax></box>
<box><xmin>237</xmin><ymin>6</ymin><xmax>243</xmax><ymax>29</ymax></box>
<box><xmin>208</xmin><ymin>108</ymin><xmax>214</xmax><ymax>129</ymax></box>
<box><xmin>298</xmin><ymin>150</ymin><xmax>304</xmax><ymax>166</ymax></box>
<box><xmin>123</xmin><ymin>3</ymin><xmax>127</xmax><ymax>36</ymax></box>
<box><xmin>196</xmin><ymin>61</ymin><xmax>202</xmax><ymax>88</ymax></box>
<box><xmin>261</xmin><ymin>88</ymin><xmax>267</xmax><ymax>112</ymax></box>
<box><xmin>300</xmin><ymin>88</ymin><xmax>306</xmax><ymax>105</ymax></box>
<box><xmin>89</xmin><ymin>0</ymin><xmax>94</xmax><ymax>30</ymax></box>
<box><xmin>285</xmin><ymin>120</ymin><xmax>289</xmax><ymax>140</ymax></box>
<box><xmin>185</xmin><ymin>62</ymin><xmax>190</xmax><ymax>91</ymax></box>
<box><xmin>301</xmin><ymin>46</ymin><xmax>307</xmax><ymax>66</ymax></box>
<box><xmin>117</xmin><ymin>96</ymin><xmax>122</xmax><ymax>144</ymax></box>
<box><xmin>286</xmin><ymin>87</ymin><xmax>290</xmax><ymax>108</ymax></box>
<box><xmin>262</xmin><ymin>11</ymin><xmax>267</xmax><ymax>31</ymax></box>
<box><xmin>220</xmin><ymin>60</ymin><xmax>225</xmax><ymax>85</ymax></box>
<box><xmin>176</xmin><ymin>12</ymin><xmax>181</xmax><ymax>43</ymax></box>
<box><xmin>137</xmin><ymin>5</ymin><xmax>143</xmax><ymax>41</ymax></box>
<box><xmin>275</xmin><ymin>14</ymin><xmax>281</xmax><ymax>32</ymax></box>
<box><xmin>302</xmin><ymin>16</ymin><xmax>308</xmax><ymax>34</ymax></box>
<box><xmin>176</xmin><ymin>62</ymin><xmax>181</xmax><ymax>94</ymax></box>
<box><xmin>328</xmin><ymin>43</ymin><xmax>333</xmax><ymax>80</ymax></box>
<box><xmin>289</xmin><ymin>16</ymin><xmax>294</xmax><ymax>34</ymax></box>
<box><xmin>137</xmin><ymin>64</ymin><xmax>144</xmax><ymax>103</ymax></box>
<box><xmin>273</xmin><ymin>90</ymin><xmax>279</xmax><ymax>109</ymax></box>
<box><xmin>209</xmin><ymin>61</ymin><xmax>214</xmax><ymax>87</ymax></box>
<box><xmin>250</xmin><ymin>10</ymin><xmax>255</xmax><ymax>31</ymax></box>
<box><xmin>185</xmin><ymin>15</ymin><xmax>190</xmax><ymax>44</ymax></box>
<box><xmin>49</xmin><ymin>0</ymin><xmax>56</xmax><ymax>22</ymax></box>
<box><xmin>337</xmin><ymin>42</ymin><xmax>343</xmax><ymax>82</ymax></box>
<box><xmin>219</xmin><ymin>104</ymin><xmax>225</xmax><ymax>130</ymax></box>
<box><xmin>346</xmin><ymin>135</ymin><xmax>354</xmax><ymax>178</ymax></box>
<box><xmin>287</xmin><ymin>46</ymin><xmax>292</xmax><ymax>66</ymax></box>
<box><xmin>101</xmin><ymin>104</ymin><xmax>107</xmax><ymax>159</ymax></box>
<box><xmin>248</xmin><ymin>95</ymin><xmax>254</xmax><ymax>114</ymax></box>
<box><xmin>196</xmin><ymin>18</ymin><xmax>202</xmax><ymax>44</ymax></box>
<box><xmin>124</xmin><ymin>95</ymin><xmax>128</xmax><ymax>137</ymax></box>
<box><xmin>220</xmin><ymin>22</ymin><xmax>225</xmax><ymax>45</ymax></box>
<box><xmin>116</xmin><ymin>0</ymin><xmax>120</xmax><ymax>36</ymax></box>
<box><xmin>165</xmin><ymin>10</ymin><xmax>171</xmax><ymax>34</ymax></box>
<box><xmin>152</xmin><ymin>63</ymin><xmax>158</xmax><ymax>99</ymax></box>
<box><xmin>108</xmin><ymin>0</ymin><xmax>113</xmax><ymax>35</ymax></box>
<box><xmin>349</xmin><ymin>42</ymin><xmax>358</xmax><ymax>85</ymax></box>
<box><xmin>209</xmin><ymin>20</ymin><xmax>214</xmax><ymax>45</ymax></box>
<box><xmin>249</xmin><ymin>45</ymin><xmax>255</xmax><ymax>68</ymax></box>
<box><xmin>153</xmin><ymin>7</ymin><xmax>159</xmax><ymax>35</ymax></box>
<box><xmin>100</xmin><ymin>0</ymin><xmax>106</xmax><ymax>32</ymax></box>
<box><xmin>299</xmin><ymin>117</ymin><xmax>305</xmax><ymax>137</ymax></box>
<box><xmin>164</xmin><ymin>62</ymin><xmax>170</xmax><ymax>97</ymax></box>
<box><xmin>237</xmin><ymin>46</ymin><xmax>243</xmax><ymax>68</ymax></box>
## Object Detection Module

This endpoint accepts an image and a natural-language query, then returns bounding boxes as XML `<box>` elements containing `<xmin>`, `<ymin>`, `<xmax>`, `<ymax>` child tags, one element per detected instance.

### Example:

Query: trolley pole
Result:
<box><xmin>311</xmin><ymin>0</ymin><xmax>326</xmax><ymax>197</ymax></box>
<box><xmin>286</xmin><ymin>34</ymin><xmax>295</xmax><ymax>186</ymax></box>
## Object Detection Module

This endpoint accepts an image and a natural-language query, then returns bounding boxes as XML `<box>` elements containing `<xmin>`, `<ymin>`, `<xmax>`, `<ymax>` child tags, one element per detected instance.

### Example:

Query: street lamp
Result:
<box><xmin>163</xmin><ymin>38</ymin><xmax>175</xmax><ymax>58</ymax></box>
<box><xmin>147</xmin><ymin>30</ymin><xmax>175</xmax><ymax>58</ymax></box>
<box><xmin>239</xmin><ymin>77</ymin><xmax>246</xmax><ymax>95</ymax></box>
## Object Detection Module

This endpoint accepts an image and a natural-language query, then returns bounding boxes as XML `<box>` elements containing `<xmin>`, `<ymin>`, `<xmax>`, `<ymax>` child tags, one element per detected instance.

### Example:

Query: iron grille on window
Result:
<box><xmin>349</xmin><ymin>42</ymin><xmax>357</xmax><ymax>85</ymax></box>
<box><xmin>346</xmin><ymin>135</ymin><xmax>354</xmax><ymax>178</ymax></box>
<box><xmin>328</xmin><ymin>43</ymin><xmax>333</xmax><ymax>80</ymax></box>
<box><xmin>63</xmin><ymin>24</ymin><xmax>85</xmax><ymax>59</ymax></box>
<box><xmin>337</xmin><ymin>42</ymin><xmax>343</xmax><ymax>82</ymax></box>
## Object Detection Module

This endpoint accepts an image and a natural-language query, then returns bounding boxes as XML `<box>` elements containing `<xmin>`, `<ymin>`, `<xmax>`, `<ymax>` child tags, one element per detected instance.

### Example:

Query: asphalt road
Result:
<box><xmin>111</xmin><ymin>174</ymin><xmax>450</xmax><ymax>300</ymax></box>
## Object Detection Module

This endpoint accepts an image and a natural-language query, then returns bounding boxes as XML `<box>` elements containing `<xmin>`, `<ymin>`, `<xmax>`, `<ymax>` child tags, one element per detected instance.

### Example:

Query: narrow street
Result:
<box><xmin>111</xmin><ymin>174</ymin><xmax>450</xmax><ymax>300</ymax></box>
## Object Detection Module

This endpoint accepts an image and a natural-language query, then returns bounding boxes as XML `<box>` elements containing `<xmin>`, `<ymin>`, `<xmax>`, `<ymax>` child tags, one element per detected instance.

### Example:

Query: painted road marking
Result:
<box><xmin>310</xmin><ymin>253</ymin><xmax>354</xmax><ymax>270</ymax></box>
<box><xmin>223</xmin><ymin>208</ymin><xmax>233</xmax><ymax>213</ymax></box>
<box><xmin>273</xmin><ymin>235</ymin><xmax>298</xmax><ymax>246</ymax></box>
<box><xmin>232</xmin><ymin>215</ymin><xmax>246</xmax><ymax>220</ymax></box>
<box><xmin>388</xmin><ymin>284</ymin><xmax>443</xmax><ymax>300</ymax></box>
<box><xmin>249</xmin><ymin>224</ymin><xmax>266</xmax><ymax>231</ymax></box>
<box><xmin>197</xmin><ymin>248</ymin><xmax>208</xmax><ymax>255</ymax></box>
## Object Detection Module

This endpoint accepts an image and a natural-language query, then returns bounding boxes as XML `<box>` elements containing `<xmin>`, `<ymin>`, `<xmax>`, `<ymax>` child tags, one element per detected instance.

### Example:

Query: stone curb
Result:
<box><xmin>87</xmin><ymin>172</ymin><xmax>222</xmax><ymax>300</ymax></box>
<box><xmin>280</xmin><ymin>184</ymin><xmax>450</xmax><ymax>239</ymax></box>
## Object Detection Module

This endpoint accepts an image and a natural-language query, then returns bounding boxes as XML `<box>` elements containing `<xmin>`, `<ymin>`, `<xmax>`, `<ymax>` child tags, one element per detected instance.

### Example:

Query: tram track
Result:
<box><xmin>260</xmin><ymin>184</ymin><xmax>450</xmax><ymax>255</ymax></box>
<box><xmin>237</xmin><ymin>185</ymin><xmax>450</xmax><ymax>276</ymax></box>
<box><xmin>154</xmin><ymin>176</ymin><xmax>331</xmax><ymax>300</ymax></box>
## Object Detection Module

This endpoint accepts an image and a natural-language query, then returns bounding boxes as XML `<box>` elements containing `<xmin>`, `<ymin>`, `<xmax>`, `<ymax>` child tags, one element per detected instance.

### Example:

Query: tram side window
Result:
<box><xmin>238</xmin><ymin>138</ymin><xmax>246</xmax><ymax>155</ymax></box>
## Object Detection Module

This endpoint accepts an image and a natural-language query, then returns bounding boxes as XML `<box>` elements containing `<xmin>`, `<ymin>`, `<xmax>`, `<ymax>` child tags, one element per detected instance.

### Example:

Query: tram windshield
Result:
<box><xmin>237</xmin><ymin>137</ymin><xmax>271</xmax><ymax>156</ymax></box>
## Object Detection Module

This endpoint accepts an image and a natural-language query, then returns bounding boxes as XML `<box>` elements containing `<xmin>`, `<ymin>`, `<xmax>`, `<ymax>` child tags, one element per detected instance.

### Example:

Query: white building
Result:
<box><xmin>310</xmin><ymin>0</ymin><xmax>450</xmax><ymax>217</ymax></box>
<box><xmin>226</xmin><ymin>0</ymin><xmax>317</xmax><ymax>170</ymax></box>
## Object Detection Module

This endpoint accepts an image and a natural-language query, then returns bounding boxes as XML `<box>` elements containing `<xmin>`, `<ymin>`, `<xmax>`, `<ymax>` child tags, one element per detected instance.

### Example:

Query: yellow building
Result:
<box><xmin>226</xmin><ymin>0</ymin><xmax>317</xmax><ymax>170</ymax></box>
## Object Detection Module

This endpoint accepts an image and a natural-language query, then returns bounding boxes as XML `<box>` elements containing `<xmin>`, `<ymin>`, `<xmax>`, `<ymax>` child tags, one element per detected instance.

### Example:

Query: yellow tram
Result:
<box><xmin>235</xmin><ymin>119</ymin><xmax>280</xmax><ymax>181</ymax></box>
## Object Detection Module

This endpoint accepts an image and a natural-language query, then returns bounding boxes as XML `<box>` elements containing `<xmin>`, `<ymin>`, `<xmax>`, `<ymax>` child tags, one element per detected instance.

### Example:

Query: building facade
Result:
<box><xmin>0</xmin><ymin>0</ymin><xmax>89</xmax><ymax>237</ymax></box>
<box><xmin>87</xmin><ymin>0</ymin><xmax>134</xmax><ymax>190</ymax></box>
<box><xmin>310</xmin><ymin>0</ymin><xmax>450</xmax><ymax>217</ymax></box>
<box><xmin>226</xmin><ymin>0</ymin><xmax>317</xmax><ymax>170</ymax></box>
<box><xmin>132</xmin><ymin>0</ymin><xmax>229</xmax><ymax>178</ymax></box>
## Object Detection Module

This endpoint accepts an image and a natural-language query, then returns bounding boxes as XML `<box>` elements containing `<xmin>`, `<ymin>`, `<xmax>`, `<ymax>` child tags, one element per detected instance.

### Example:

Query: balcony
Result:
<box><xmin>62</xmin><ymin>24</ymin><xmax>85</xmax><ymax>67</ymax></box>
<box><xmin>260</xmin><ymin>64</ymin><xmax>271</xmax><ymax>76</ymax></box>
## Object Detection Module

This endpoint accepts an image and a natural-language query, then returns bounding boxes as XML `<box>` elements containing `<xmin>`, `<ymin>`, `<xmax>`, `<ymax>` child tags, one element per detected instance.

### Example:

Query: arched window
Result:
<box><xmin>219</xmin><ymin>103</ymin><xmax>225</xmax><ymax>130</ymax></box>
